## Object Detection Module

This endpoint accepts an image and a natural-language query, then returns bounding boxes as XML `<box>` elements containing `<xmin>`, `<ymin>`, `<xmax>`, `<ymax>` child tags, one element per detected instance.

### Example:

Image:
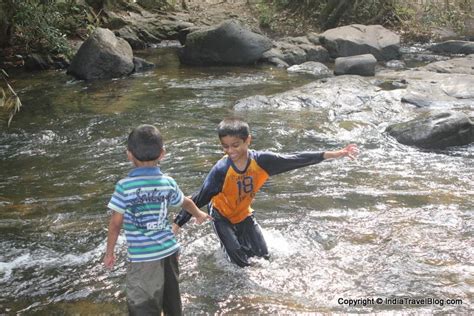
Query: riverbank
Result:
<box><xmin>1</xmin><ymin>0</ymin><xmax>472</xmax><ymax>72</ymax></box>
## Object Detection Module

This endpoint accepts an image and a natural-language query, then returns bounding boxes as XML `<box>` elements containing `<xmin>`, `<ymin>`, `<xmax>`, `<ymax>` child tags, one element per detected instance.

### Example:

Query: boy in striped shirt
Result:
<box><xmin>104</xmin><ymin>124</ymin><xmax>211</xmax><ymax>315</ymax></box>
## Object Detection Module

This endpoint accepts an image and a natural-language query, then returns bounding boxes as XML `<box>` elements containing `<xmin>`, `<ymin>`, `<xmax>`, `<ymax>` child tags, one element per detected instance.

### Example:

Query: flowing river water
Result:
<box><xmin>0</xmin><ymin>46</ymin><xmax>473</xmax><ymax>314</ymax></box>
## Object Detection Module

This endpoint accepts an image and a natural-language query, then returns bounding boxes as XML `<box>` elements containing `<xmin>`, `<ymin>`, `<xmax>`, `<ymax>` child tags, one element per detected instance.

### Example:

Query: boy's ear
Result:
<box><xmin>158</xmin><ymin>148</ymin><xmax>166</xmax><ymax>161</ymax></box>
<box><xmin>245</xmin><ymin>135</ymin><xmax>252</xmax><ymax>145</ymax></box>
<box><xmin>126</xmin><ymin>150</ymin><xmax>134</xmax><ymax>162</ymax></box>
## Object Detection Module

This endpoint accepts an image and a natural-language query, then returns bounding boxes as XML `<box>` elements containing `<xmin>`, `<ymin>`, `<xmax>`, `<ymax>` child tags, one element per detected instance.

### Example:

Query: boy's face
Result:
<box><xmin>220</xmin><ymin>135</ymin><xmax>251</xmax><ymax>164</ymax></box>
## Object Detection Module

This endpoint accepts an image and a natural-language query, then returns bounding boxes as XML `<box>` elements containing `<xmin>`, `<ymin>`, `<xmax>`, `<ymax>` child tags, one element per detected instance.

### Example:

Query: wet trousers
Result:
<box><xmin>126</xmin><ymin>252</ymin><xmax>182</xmax><ymax>316</ymax></box>
<box><xmin>211</xmin><ymin>208</ymin><xmax>269</xmax><ymax>267</ymax></box>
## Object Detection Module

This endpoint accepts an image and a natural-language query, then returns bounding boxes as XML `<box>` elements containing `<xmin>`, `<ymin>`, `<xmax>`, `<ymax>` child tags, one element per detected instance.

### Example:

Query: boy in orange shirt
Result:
<box><xmin>173</xmin><ymin>118</ymin><xmax>358</xmax><ymax>267</ymax></box>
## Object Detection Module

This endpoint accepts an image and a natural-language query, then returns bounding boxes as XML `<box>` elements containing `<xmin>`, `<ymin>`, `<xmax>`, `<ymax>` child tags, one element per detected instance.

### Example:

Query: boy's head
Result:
<box><xmin>217</xmin><ymin>118</ymin><xmax>250</xmax><ymax>141</ymax></box>
<box><xmin>217</xmin><ymin>118</ymin><xmax>251</xmax><ymax>164</ymax></box>
<box><xmin>127</xmin><ymin>124</ymin><xmax>164</xmax><ymax>163</ymax></box>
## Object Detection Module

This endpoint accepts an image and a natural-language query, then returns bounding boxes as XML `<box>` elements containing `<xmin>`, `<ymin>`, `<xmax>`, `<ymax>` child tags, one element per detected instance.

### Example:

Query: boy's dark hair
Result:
<box><xmin>217</xmin><ymin>118</ymin><xmax>250</xmax><ymax>140</ymax></box>
<box><xmin>127</xmin><ymin>124</ymin><xmax>163</xmax><ymax>161</ymax></box>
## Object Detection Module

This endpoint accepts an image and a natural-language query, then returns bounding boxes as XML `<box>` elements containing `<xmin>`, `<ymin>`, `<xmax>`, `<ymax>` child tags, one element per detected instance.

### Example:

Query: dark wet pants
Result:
<box><xmin>211</xmin><ymin>208</ymin><xmax>269</xmax><ymax>267</ymax></box>
<box><xmin>126</xmin><ymin>252</ymin><xmax>182</xmax><ymax>316</ymax></box>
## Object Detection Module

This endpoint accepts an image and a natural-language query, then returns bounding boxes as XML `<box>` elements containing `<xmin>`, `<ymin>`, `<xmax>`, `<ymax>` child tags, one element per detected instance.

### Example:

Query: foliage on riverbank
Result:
<box><xmin>0</xmin><ymin>1</ymin><xmax>92</xmax><ymax>58</ymax></box>
<box><xmin>1</xmin><ymin>0</ymin><xmax>472</xmax><ymax>60</ymax></box>
<box><xmin>256</xmin><ymin>0</ymin><xmax>472</xmax><ymax>42</ymax></box>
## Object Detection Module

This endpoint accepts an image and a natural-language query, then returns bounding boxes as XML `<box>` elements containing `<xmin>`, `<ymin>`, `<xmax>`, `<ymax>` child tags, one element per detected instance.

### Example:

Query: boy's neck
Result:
<box><xmin>232</xmin><ymin>150</ymin><xmax>249</xmax><ymax>170</ymax></box>
<box><xmin>134</xmin><ymin>160</ymin><xmax>159</xmax><ymax>168</ymax></box>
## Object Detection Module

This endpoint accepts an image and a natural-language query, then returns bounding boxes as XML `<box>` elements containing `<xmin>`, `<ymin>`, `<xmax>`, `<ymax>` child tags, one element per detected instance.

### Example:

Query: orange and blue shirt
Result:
<box><xmin>174</xmin><ymin>150</ymin><xmax>325</xmax><ymax>226</ymax></box>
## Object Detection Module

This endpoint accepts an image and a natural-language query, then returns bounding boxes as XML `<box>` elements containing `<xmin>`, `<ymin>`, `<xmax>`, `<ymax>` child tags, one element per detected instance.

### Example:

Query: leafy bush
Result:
<box><xmin>1</xmin><ymin>0</ymin><xmax>89</xmax><ymax>57</ymax></box>
<box><xmin>258</xmin><ymin>0</ymin><xmax>472</xmax><ymax>41</ymax></box>
<box><xmin>394</xmin><ymin>1</ymin><xmax>472</xmax><ymax>43</ymax></box>
<box><xmin>258</xmin><ymin>0</ymin><xmax>398</xmax><ymax>31</ymax></box>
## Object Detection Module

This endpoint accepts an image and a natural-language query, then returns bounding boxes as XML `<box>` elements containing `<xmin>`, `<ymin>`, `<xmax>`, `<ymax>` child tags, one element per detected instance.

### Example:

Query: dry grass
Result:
<box><xmin>0</xmin><ymin>69</ymin><xmax>22</xmax><ymax>127</ymax></box>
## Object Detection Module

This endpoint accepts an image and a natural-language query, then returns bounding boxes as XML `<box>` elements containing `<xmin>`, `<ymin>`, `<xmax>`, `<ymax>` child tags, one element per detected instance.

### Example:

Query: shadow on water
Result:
<box><xmin>0</xmin><ymin>46</ymin><xmax>473</xmax><ymax>314</ymax></box>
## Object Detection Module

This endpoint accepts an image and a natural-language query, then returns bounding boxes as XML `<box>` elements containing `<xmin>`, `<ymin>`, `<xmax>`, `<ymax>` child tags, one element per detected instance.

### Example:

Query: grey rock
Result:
<box><xmin>115</xmin><ymin>26</ymin><xmax>147</xmax><ymax>49</ymax></box>
<box><xmin>377</xmin><ymin>66</ymin><xmax>474</xmax><ymax>109</ymax></box>
<box><xmin>287</xmin><ymin>61</ymin><xmax>332</xmax><ymax>78</ymax></box>
<box><xmin>261</xmin><ymin>38</ymin><xmax>329</xmax><ymax>67</ymax></box>
<box><xmin>386</xmin><ymin>111</ymin><xmax>474</xmax><ymax>148</ymax></box>
<box><xmin>385</xmin><ymin>60</ymin><xmax>406</xmax><ymax>69</ymax></box>
<box><xmin>133</xmin><ymin>57</ymin><xmax>155</xmax><ymax>73</ymax></box>
<box><xmin>335</xmin><ymin>54</ymin><xmax>377</xmax><ymax>76</ymax></box>
<box><xmin>179</xmin><ymin>19</ymin><xmax>272</xmax><ymax>65</ymax></box>
<box><xmin>320</xmin><ymin>24</ymin><xmax>400</xmax><ymax>61</ymax></box>
<box><xmin>68</xmin><ymin>28</ymin><xmax>134</xmax><ymax>80</ymax></box>
<box><xmin>423</xmin><ymin>54</ymin><xmax>474</xmax><ymax>75</ymax></box>
<box><xmin>429</xmin><ymin>40</ymin><xmax>474</xmax><ymax>55</ymax></box>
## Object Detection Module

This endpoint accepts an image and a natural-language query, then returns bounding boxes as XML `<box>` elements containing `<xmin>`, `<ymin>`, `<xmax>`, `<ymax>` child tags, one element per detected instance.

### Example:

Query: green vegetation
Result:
<box><xmin>0</xmin><ymin>0</ymin><xmax>92</xmax><ymax>58</ymax></box>
<box><xmin>256</xmin><ymin>0</ymin><xmax>398</xmax><ymax>32</ymax></box>
<box><xmin>396</xmin><ymin>1</ymin><xmax>472</xmax><ymax>42</ymax></box>
<box><xmin>256</xmin><ymin>0</ymin><xmax>472</xmax><ymax>42</ymax></box>
<box><xmin>0</xmin><ymin>0</ymin><xmax>176</xmax><ymax>56</ymax></box>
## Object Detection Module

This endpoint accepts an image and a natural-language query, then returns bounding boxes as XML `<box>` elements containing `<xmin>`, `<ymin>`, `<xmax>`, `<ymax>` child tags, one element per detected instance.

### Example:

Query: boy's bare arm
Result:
<box><xmin>323</xmin><ymin>144</ymin><xmax>359</xmax><ymax>160</ymax></box>
<box><xmin>181</xmin><ymin>197</ymin><xmax>212</xmax><ymax>224</ymax></box>
<box><xmin>103</xmin><ymin>211</ymin><xmax>124</xmax><ymax>269</ymax></box>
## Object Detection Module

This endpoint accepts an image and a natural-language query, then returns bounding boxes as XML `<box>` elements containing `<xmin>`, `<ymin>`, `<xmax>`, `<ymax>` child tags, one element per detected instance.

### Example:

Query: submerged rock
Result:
<box><xmin>386</xmin><ymin>111</ymin><xmax>474</xmax><ymax>149</ymax></box>
<box><xmin>385</xmin><ymin>60</ymin><xmax>406</xmax><ymax>70</ymax></box>
<box><xmin>287</xmin><ymin>61</ymin><xmax>332</xmax><ymax>77</ymax></box>
<box><xmin>133</xmin><ymin>57</ymin><xmax>155</xmax><ymax>73</ymax></box>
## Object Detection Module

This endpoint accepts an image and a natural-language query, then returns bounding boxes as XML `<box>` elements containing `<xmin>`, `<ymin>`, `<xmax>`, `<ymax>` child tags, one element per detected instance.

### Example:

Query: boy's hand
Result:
<box><xmin>194</xmin><ymin>210</ymin><xmax>213</xmax><ymax>225</ymax></box>
<box><xmin>172</xmin><ymin>223</ymin><xmax>181</xmax><ymax>235</ymax></box>
<box><xmin>103</xmin><ymin>253</ymin><xmax>115</xmax><ymax>269</ymax></box>
<box><xmin>341</xmin><ymin>144</ymin><xmax>359</xmax><ymax>160</ymax></box>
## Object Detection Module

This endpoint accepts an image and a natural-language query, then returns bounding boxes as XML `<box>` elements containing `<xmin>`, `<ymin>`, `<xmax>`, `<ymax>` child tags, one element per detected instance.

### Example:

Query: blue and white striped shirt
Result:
<box><xmin>108</xmin><ymin>166</ymin><xmax>183</xmax><ymax>262</ymax></box>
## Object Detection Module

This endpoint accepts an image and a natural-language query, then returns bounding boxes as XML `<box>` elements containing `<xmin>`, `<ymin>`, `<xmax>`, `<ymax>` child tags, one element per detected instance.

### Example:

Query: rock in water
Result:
<box><xmin>178</xmin><ymin>19</ymin><xmax>272</xmax><ymax>66</ymax></box>
<box><xmin>67</xmin><ymin>28</ymin><xmax>134</xmax><ymax>80</ymax></box>
<box><xmin>386</xmin><ymin>111</ymin><xmax>474</xmax><ymax>149</ymax></box>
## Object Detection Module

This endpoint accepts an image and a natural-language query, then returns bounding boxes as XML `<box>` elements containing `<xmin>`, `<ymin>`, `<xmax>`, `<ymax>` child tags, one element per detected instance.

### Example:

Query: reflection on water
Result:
<box><xmin>0</xmin><ymin>47</ymin><xmax>473</xmax><ymax>314</ymax></box>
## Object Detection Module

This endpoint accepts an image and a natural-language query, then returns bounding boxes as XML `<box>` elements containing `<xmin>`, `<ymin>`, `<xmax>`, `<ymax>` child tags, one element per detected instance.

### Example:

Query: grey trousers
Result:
<box><xmin>126</xmin><ymin>252</ymin><xmax>182</xmax><ymax>316</ymax></box>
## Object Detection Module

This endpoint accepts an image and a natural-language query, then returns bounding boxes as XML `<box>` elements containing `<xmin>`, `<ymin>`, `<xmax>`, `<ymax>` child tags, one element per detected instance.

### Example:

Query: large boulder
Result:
<box><xmin>386</xmin><ymin>111</ymin><xmax>474</xmax><ymax>149</ymax></box>
<box><xmin>67</xmin><ymin>28</ymin><xmax>134</xmax><ymax>80</ymax></box>
<box><xmin>320</xmin><ymin>24</ymin><xmax>400</xmax><ymax>61</ymax></box>
<box><xmin>178</xmin><ymin>19</ymin><xmax>272</xmax><ymax>65</ymax></box>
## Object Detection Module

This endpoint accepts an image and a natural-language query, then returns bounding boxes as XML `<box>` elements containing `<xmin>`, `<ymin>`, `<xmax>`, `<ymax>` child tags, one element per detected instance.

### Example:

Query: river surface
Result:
<box><xmin>0</xmin><ymin>46</ymin><xmax>473</xmax><ymax>314</ymax></box>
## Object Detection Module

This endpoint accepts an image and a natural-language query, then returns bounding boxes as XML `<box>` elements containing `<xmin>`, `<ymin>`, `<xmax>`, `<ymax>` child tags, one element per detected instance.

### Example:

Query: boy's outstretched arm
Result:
<box><xmin>255</xmin><ymin>144</ymin><xmax>359</xmax><ymax>177</ymax></box>
<box><xmin>323</xmin><ymin>144</ymin><xmax>359</xmax><ymax>160</ymax></box>
<box><xmin>103</xmin><ymin>211</ymin><xmax>123</xmax><ymax>269</ymax></box>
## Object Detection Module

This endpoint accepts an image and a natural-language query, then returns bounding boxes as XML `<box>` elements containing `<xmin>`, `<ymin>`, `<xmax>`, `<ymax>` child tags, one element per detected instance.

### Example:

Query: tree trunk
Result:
<box><xmin>0</xmin><ymin>15</ymin><xmax>11</xmax><ymax>48</ymax></box>
<box><xmin>321</xmin><ymin>0</ymin><xmax>356</xmax><ymax>30</ymax></box>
